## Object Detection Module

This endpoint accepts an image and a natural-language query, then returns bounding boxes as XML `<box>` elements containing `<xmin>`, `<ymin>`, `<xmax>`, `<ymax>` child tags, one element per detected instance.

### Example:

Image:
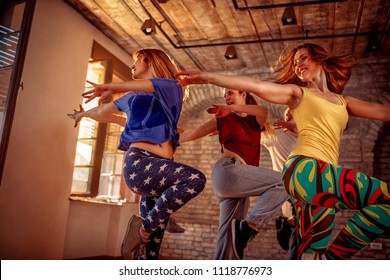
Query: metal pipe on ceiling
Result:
<box><xmin>232</xmin><ymin>0</ymin><xmax>348</xmax><ymax>10</ymax></box>
<box><xmin>141</xmin><ymin>0</ymin><xmax>387</xmax><ymax>50</ymax></box>
<box><xmin>161</xmin><ymin>31</ymin><xmax>389</xmax><ymax>49</ymax></box>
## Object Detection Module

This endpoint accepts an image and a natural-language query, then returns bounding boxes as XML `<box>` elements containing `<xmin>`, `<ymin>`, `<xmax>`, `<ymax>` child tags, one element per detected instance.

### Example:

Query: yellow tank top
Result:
<box><xmin>290</xmin><ymin>87</ymin><xmax>348</xmax><ymax>165</ymax></box>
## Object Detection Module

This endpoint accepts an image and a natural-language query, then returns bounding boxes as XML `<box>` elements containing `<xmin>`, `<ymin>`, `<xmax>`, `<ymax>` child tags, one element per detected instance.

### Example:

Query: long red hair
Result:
<box><xmin>272</xmin><ymin>43</ymin><xmax>357</xmax><ymax>94</ymax></box>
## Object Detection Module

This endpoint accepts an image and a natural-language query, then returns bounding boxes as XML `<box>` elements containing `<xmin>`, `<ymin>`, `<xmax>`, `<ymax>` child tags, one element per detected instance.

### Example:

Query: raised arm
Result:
<box><xmin>345</xmin><ymin>96</ymin><xmax>390</xmax><ymax>121</ymax></box>
<box><xmin>180</xmin><ymin>118</ymin><xmax>218</xmax><ymax>143</ymax></box>
<box><xmin>176</xmin><ymin>71</ymin><xmax>302</xmax><ymax>108</ymax></box>
<box><xmin>83</xmin><ymin>79</ymin><xmax>154</xmax><ymax>105</ymax></box>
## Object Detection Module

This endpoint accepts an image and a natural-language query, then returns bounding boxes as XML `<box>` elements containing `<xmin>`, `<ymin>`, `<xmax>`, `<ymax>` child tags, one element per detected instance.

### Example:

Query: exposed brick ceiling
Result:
<box><xmin>64</xmin><ymin>0</ymin><xmax>389</xmax><ymax>75</ymax></box>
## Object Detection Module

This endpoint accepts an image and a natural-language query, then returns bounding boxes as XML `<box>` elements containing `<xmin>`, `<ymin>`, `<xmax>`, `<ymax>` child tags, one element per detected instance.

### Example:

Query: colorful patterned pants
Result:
<box><xmin>282</xmin><ymin>155</ymin><xmax>390</xmax><ymax>259</ymax></box>
<box><xmin>123</xmin><ymin>147</ymin><xmax>206</xmax><ymax>259</ymax></box>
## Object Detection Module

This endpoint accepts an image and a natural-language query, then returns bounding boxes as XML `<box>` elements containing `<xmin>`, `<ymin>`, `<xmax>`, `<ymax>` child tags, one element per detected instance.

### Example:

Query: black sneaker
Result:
<box><xmin>231</xmin><ymin>219</ymin><xmax>258</xmax><ymax>260</ymax></box>
<box><xmin>275</xmin><ymin>216</ymin><xmax>293</xmax><ymax>251</ymax></box>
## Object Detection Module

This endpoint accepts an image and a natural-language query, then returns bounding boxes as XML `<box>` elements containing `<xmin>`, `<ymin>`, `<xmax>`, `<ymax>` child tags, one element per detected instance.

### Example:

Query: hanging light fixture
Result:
<box><xmin>141</xmin><ymin>19</ymin><xmax>156</xmax><ymax>35</ymax></box>
<box><xmin>224</xmin><ymin>45</ymin><xmax>237</xmax><ymax>60</ymax></box>
<box><xmin>281</xmin><ymin>7</ymin><xmax>297</xmax><ymax>25</ymax></box>
<box><xmin>367</xmin><ymin>34</ymin><xmax>381</xmax><ymax>52</ymax></box>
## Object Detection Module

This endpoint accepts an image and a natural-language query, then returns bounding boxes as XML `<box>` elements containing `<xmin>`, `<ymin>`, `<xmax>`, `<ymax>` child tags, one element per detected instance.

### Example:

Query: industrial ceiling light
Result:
<box><xmin>224</xmin><ymin>45</ymin><xmax>237</xmax><ymax>60</ymax></box>
<box><xmin>141</xmin><ymin>19</ymin><xmax>156</xmax><ymax>35</ymax></box>
<box><xmin>367</xmin><ymin>34</ymin><xmax>381</xmax><ymax>52</ymax></box>
<box><xmin>281</xmin><ymin>7</ymin><xmax>297</xmax><ymax>25</ymax></box>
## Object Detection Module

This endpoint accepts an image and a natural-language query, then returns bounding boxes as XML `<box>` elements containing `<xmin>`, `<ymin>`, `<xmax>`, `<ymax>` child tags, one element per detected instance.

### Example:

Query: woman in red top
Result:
<box><xmin>180</xmin><ymin>88</ymin><xmax>288</xmax><ymax>260</ymax></box>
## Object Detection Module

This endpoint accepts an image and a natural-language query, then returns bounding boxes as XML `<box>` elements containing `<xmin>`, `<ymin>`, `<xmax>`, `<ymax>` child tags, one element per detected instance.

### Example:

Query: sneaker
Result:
<box><xmin>231</xmin><ymin>219</ymin><xmax>258</xmax><ymax>260</ymax></box>
<box><xmin>132</xmin><ymin>243</ymin><xmax>146</xmax><ymax>260</ymax></box>
<box><xmin>166</xmin><ymin>217</ymin><xmax>185</xmax><ymax>233</ymax></box>
<box><xmin>302</xmin><ymin>252</ymin><xmax>326</xmax><ymax>260</ymax></box>
<box><xmin>275</xmin><ymin>216</ymin><xmax>293</xmax><ymax>251</ymax></box>
<box><xmin>121</xmin><ymin>215</ymin><xmax>144</xmax><ymax>259</ymax></box>
<box><xmin>301</xmin><ymin>253</ymin><xmax>316</xmax><ymax>260</ymax></box>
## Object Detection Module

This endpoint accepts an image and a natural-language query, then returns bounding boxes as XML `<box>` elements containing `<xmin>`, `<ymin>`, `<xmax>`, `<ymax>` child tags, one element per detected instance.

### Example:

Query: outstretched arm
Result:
<box><xmin>207</xmin><ymin>104</ymin><xmax>269</xmax><ymax>126</ymax></box>
<box><xmin>67</xmin><ymin>103</ymin><xmax>125</xmax><ymax>127</ymax></box>
<box><xmin>82</xmin><ymin>79</ymin><xmax>154</xmax><ymax>105</ymax></box>
<box><xmin>180</xmin><ymin>118</ymin><xmax>218</xmax><ymax>143</ymax></box>
<box><xmin>176</xmin><ymin>71</ymin><xmax>302</xmax><ymax>108</ymax></box>
<box><xmin>345</xmin><ymin>96</ymin><xmax>390</xmax><ymax>121</ymax></box>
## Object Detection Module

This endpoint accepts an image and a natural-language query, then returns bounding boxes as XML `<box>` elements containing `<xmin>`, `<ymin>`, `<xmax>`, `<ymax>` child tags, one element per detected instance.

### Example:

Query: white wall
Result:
<box><xmin>0</xmin><ymin>0</ymin><xmax>137</xmax><ymax>259</ymax></box>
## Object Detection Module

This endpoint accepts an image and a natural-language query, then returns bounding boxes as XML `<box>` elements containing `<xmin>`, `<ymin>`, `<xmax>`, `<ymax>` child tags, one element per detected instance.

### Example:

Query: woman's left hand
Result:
<box><xmin>207</xmin><ymin>105</ymin><xmax>231</xmax><ymax>118</ymax></box>
<box><xmin>67</xmin><ymin>104</ymin><xmax>85</xmax><ymax>128</ymax></box>
<box><xmin>273</xmin><ymin>120</ymin><xmax>297</xmax><ymax>133</ymax></box>
<box><xmin>273</xmin><ymin>120</ymin><xmax>289</xmax><ymax>131</ymax></box>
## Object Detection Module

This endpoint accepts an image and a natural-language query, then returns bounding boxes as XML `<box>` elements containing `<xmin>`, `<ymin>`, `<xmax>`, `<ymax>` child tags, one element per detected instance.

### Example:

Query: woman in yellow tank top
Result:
<box><xmin>176</xmin><ymin>43</ymin><xmax>390</xmax><ymax>260</ymax></box>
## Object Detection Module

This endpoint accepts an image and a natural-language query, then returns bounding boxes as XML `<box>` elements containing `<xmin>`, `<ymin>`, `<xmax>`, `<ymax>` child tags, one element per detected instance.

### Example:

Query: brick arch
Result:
<box><xmin>181</xmin><ymin>84</ymin><xmax>224</xmax><ymax>121</ymax></box>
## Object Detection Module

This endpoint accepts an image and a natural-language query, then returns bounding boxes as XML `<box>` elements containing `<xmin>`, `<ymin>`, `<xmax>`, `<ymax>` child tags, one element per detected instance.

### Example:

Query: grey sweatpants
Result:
<box><xmin>212</xmin><ymin>157</ymin><xmax>288</xmax><ymax>259</ymax></box>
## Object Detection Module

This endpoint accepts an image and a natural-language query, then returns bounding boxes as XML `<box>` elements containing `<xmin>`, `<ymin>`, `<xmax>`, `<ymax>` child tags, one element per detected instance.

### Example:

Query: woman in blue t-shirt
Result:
<box><xmin>68</xmin><ymin>48</ymin><xmax>206</xmax><ymax>259</ymax></box>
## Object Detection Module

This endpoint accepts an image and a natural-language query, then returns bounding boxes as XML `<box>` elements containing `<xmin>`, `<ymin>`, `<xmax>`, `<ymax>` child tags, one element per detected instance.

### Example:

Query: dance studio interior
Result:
<box><xmin>0</xmin><ymin>0</ymin><xmax>389</xmax><ymax>260</ymax></box>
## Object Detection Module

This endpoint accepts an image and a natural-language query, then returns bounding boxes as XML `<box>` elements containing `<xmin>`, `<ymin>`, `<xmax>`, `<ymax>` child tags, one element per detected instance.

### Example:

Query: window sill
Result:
<box><xmin>69</xmin><ymin>195</ymin><xmax>128</xmax><ymax>206</ymax></box>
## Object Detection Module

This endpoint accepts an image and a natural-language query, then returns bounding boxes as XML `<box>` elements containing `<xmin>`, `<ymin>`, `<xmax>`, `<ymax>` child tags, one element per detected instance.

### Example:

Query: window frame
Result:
<box><xmin>69</xmin><ymin>41</ymin><xmax>137</xmax><ymax>204</ymax></box>
<box><xmin>0</xmin><ymin>0</ymin><xmax>36</xmax><ymax>184</ymax></box>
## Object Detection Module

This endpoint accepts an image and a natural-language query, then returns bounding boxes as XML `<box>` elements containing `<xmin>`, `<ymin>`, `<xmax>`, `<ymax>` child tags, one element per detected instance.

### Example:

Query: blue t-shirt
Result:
<box><xmin>113</xmin><ymin>78</ymin><xmax>183</xmax><ymax>151</ymax></box>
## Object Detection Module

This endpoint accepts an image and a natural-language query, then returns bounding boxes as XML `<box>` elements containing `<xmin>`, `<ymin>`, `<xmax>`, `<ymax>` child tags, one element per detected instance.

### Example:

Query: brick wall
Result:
<box><xmin>374</xmin><ymin>122</ymin><xmax>390</xmax><ymax>184</ymax></box>
<box><xmin>159</xmin><ymin>55</ymin><xmax>390</xmax><ymax>260</ymax></box>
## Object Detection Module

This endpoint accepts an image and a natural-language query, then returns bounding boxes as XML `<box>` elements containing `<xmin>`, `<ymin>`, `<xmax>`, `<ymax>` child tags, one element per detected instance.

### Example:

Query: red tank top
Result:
<box><xmin>217</xmin><ymin>113</ymin><xmax>262</xmax><ymax>166</ymax></box>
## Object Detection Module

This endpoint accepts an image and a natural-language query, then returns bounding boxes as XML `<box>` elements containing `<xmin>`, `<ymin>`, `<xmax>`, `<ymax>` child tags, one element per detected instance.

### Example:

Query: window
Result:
<box><xmin>98</xmin><ymin>121</ymin><xmax>127</xmax><ymax>200</ymax></box>
<box><xmin>0</xmin><ymin>0</ymin><xmax>36</xmax><ymax>184</ymax></box>
<box><xmin>70</xmin><ymin>43</ymin><xmax>136</xmax><ymax>204</ymax></box>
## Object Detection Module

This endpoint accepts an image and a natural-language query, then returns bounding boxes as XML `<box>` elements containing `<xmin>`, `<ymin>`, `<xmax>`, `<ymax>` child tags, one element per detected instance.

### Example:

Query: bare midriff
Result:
<box><xmin>130</xmin><ymin>141</ymin><xmax>174</xmax><ymax>159</ymax></box>
<box><xmin>219</xmin><ymin>147</ymin><xmax>247</xmax><ymax>165</ymax></box>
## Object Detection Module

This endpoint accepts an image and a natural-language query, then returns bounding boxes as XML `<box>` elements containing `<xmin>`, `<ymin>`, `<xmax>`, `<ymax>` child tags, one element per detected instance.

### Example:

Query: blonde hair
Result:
<box><xmin>239</xmin><ymin>90</ymin><xmax>275</xmax><ymax>143</ymax></box>
<box><xmin>133</xmin><ymin>48</ymin><xmax>189</xmax><ymax>101</ymax></box>
<box><xmin>260</xmin><ymin>120</ymin><xmax>276</xmax><ymax>144</ymax></box>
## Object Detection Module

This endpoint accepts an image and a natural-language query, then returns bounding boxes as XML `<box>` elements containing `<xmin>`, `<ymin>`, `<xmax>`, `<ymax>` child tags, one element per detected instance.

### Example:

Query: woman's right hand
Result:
<box><xmin>67</xmin><ymin>104</ymin><xmax>85</xmax><ymax>128</ymax></box>
<box><xmin>82</xmin><ymin>80</ymin><xmax>114</xmax><ymax>105</ymax></box>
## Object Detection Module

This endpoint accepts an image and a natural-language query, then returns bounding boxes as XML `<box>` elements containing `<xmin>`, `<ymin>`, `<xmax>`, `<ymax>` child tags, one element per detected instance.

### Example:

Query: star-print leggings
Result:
<box><xmin>123</xmin><ymin>147</ymin><xmax>206</xmax><ymax>259</ymax></box>
<box><xmin>282</xmin><ymin>155</ymin><xmax>390</xmax><ymax>259</ymax></box>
